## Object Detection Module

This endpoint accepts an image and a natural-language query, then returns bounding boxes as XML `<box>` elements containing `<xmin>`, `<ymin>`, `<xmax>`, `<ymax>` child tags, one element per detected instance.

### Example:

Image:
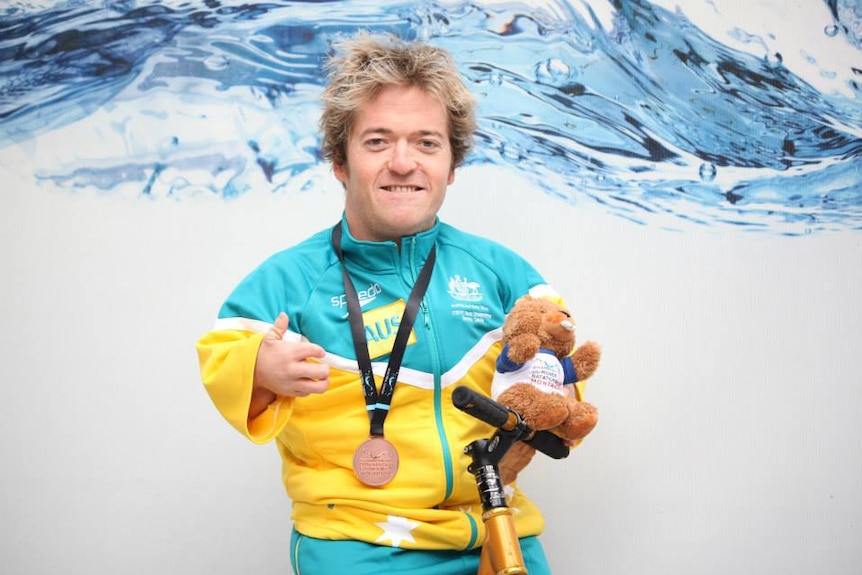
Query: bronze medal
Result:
<box><xmin>353</xmin><ymin>436</ymin><xmax>399</xmax><ymax>487</ymax></box>
<box><xmin>333</xmin><ymin>222</ymin><xmax>434</xmax><ymax>490</ymax></box>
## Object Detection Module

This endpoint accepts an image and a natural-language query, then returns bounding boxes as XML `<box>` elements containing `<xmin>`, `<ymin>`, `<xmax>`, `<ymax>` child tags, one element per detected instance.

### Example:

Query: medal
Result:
<box><xmin>332</xmin><ymin>222</ymin><xmax>436</xmax><ymax>488</ymax></box>
<box><xmin>353</xmin><ymin>436</ymin><xmax>399</xmax><ymax>487</ymax></box>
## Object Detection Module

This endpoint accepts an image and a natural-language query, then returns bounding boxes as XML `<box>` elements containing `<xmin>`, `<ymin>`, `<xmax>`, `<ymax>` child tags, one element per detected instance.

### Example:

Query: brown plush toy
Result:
<box><xmin>491</xmin><ymin>296</ymin><xmax>601</xmax><ymax>484</ymax></box>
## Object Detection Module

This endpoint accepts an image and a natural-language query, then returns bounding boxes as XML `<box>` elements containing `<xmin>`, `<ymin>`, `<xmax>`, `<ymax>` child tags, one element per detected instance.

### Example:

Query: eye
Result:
<box><xmin>418</xmin><ymin>138</ymin><xmax>441</xmax><ymax>150</ymax></box>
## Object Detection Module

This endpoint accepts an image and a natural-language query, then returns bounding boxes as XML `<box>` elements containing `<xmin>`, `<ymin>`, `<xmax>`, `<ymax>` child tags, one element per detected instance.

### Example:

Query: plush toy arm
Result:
<box><xmin>506</xmin><ymin>333</ymin><xmax>542</xmax><ymax>364</ymax></box>
<box><xmin>495</xmin><ymin>343</ymin><xmax>525</xmax><ymax>373</ymax></box>
<box><xmin>571</xmin><ymin>340</ymin><xmax>602</xmax><ymax>382</ymax></box>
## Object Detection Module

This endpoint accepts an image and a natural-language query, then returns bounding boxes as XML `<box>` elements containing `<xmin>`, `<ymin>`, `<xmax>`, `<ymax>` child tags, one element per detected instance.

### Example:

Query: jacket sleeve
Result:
<box><xmin>196</xmin><ymin>327</ymin><xmax>293</xmax><ymax>444</ymax></box>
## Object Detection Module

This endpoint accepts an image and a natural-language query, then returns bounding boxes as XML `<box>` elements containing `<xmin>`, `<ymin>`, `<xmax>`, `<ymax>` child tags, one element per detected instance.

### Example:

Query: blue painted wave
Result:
<box><xmin>1</xmin><ymin>0</ymin><xmax>860</xmax><ymax>234</ymax></box>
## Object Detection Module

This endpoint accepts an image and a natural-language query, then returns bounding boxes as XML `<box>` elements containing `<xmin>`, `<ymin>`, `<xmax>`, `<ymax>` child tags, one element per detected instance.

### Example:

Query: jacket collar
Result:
<box><xmin>334</xmin><ymin>216</ymin><xmax>440</xmax><ymax>272</ymax></box>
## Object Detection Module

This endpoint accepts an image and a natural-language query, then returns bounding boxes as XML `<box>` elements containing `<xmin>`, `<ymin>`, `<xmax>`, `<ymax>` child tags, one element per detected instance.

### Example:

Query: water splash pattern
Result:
<box><xmin>1</xmin><ymin>0</ymin><xmax>860</xmax><ymax>234</ymax></box>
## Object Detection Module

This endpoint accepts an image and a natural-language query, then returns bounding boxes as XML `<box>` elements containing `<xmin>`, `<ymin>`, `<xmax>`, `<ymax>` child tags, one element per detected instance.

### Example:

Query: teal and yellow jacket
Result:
<box><xmin>196</xmin><ymin>218</ymin><xmax>580</xmax><ymax>550</ymax></box>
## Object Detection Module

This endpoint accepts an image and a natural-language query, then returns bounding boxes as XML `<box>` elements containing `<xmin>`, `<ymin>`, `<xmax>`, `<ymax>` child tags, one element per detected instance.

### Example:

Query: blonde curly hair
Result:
<box><xmin>319</xmin><ymin>32</ymin><xmax>477</xmax><ymax>169</ymax></box>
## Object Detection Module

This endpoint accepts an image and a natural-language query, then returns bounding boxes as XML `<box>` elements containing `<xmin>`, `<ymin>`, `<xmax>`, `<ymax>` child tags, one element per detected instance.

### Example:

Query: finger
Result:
<box><xmin>300</xmin><ymin>378</ymin><xmax>329</xmax><ymax>395</ymax></box>
<box><xmin>289</xmin><ymin>341</ymin><xmax>327</xmax><ymax>362</ymax></box>
<box><xmin>276</xmin><ymin>375</ymin><xmax>329</xmax><ymax>398</ymax></box>
<box><xmin>288</xmin><ymin>358</ymin><xmax>330</xmax><ymax>382</ymax></box>
<box><xmin>264</xmin><ymin>312</ymin><xmax>290</xmax><ymax>340</ymax></box>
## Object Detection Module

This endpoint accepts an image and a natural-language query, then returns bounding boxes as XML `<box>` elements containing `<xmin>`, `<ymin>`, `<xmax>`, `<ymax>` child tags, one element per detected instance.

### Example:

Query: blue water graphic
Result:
<box><xmin>1</xmin><ymin>0</ymin><xmax>861</xmax><ymax>234</ymax></box>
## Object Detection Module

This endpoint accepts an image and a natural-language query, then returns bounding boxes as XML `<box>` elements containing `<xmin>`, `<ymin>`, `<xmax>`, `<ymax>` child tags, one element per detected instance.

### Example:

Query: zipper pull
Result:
<box><xmin>421</xmin><ymin>301</ymin><xmax>430</xmax><ymax>328</ymax></box>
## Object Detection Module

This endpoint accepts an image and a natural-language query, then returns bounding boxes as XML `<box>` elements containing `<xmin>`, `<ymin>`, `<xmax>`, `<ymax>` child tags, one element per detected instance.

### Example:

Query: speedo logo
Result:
<box><xmin>331</xmin><ymin>282</ymin><xmax>382</xmax><ymax>309</ymax></box>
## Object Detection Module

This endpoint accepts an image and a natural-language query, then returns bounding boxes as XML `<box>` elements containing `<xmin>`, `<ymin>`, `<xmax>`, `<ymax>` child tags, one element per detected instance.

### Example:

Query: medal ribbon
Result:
<box><xmin>332</xmin><ymin>222</ymin><xmax>436</xmax><ymax>437</ymax></box>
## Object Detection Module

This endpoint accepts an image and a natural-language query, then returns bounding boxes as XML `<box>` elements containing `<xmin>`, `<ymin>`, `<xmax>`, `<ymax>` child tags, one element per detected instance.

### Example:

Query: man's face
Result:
<box><xmin>334</xmin><ymin>84</ymin><xmax>455</xmax><ymax>243</ymax></box>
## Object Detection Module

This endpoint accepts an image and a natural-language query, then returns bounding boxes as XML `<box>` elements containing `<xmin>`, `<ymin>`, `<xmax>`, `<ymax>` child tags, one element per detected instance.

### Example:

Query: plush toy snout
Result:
<box><xmin>544</xmin><ymin>314</ymin><xmax>574</xmax><ymax>340</ymax></box>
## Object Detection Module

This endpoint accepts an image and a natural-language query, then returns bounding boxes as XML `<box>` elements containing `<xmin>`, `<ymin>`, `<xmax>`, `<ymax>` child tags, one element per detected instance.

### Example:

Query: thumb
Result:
<box><xmin>264</xmin><ymin>312</ymin><xmax>289</xmax><ymax>340</ymax></box>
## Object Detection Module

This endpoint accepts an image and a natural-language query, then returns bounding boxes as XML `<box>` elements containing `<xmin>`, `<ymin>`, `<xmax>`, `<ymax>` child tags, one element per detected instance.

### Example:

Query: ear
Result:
<box><xmin>447</xmin><ymin>168</ymin><xmax>455</xmax><ymax>185</ymax></box>
<box><xmin>333</xmin><ymin>160</ymin><xmax>348</xmax><ymax>185</ymax></box>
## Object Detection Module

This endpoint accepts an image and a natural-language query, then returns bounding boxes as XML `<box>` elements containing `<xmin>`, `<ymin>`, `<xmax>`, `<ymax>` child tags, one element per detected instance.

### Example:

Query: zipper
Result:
<box><xmin>420</xmin><ymin>239</ymin><xmax>455</xmax><ymax>500</ymax></box>
<box><xmin>406</xmin><ymin>235</ymin><xmax>454</xmax><ymax>499</ymax></box>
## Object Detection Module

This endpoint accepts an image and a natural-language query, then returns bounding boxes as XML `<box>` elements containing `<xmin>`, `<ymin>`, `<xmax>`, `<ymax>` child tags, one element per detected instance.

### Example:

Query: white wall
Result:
<box><xmin>454</xmin><ymin>172</ymin><xmax>862</xmax><ymax>575</ymax></box>
<box><xmin>2</xmin><ymin>162</ymin><xmax>861</xmax><ymax>574</ymax></box>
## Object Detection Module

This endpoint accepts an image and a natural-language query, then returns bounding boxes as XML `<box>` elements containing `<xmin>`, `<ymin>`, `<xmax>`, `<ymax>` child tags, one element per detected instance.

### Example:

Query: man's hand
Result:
<box><xmin>249</xmin><ymin>312</ymin><xmax>330</xmax><ymax>420</ymax></box>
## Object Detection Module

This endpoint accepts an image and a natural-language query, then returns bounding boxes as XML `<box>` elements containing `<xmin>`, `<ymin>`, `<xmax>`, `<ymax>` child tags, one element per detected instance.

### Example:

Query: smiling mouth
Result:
<box><xmin>382</xmin><ymin>185</ymin><xmax>423</xmax><ymax>193</ymax></box>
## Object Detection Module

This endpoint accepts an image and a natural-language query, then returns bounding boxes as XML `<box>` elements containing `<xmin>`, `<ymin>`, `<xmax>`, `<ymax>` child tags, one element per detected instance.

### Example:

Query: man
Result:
<box><xmin>197</xmin><ymin>32</ymin><xmax>578</xmax><ymax>574</ymax></box>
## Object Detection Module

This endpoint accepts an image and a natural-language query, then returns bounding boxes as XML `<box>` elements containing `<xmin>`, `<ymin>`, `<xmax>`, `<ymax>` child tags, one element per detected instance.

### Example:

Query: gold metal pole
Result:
<box><xmin>478</xmin><ymin>507</ymin><xmax>527</xmax><ymax>575</ymax></box>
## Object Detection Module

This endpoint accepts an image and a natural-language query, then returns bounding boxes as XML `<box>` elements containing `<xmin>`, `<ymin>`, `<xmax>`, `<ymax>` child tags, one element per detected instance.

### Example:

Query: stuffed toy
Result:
<box><xmin>491</xmin><ymin>296</ymin><xmax>601</xmax><ymax>484</ymax></box>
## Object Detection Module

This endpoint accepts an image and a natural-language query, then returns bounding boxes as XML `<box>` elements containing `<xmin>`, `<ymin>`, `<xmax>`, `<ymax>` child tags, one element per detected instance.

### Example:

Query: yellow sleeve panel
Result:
<box><xmin>574</xmin><ymin>379</ymin><xmax>588</xmax><ymax>402</ymax></box>
<box><xmin>196</xmin><ymin>329</ymin><xmax>293</xmax><ymax>444</ymax></box>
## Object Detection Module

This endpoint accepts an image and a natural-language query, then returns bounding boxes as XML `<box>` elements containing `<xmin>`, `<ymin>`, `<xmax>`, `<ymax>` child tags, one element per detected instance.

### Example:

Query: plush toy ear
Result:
<box><xmin>503</xmin><ymin>306</ymin><xmax>541</xmax><ymax>339</ymax></box>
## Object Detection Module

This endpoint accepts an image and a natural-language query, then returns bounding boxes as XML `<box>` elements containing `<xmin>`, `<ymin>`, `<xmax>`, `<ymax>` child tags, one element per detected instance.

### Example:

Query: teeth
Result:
<box><xmin>386</xmin><ymin>186</ymin><xmax>419</xmax><ymax>193</ymax></box>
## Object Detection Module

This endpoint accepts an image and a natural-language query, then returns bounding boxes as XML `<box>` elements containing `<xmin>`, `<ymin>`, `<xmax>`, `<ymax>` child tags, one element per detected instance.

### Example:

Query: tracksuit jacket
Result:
<box><xmin>196</xmin><ymin>217</ymin><xmax>582</xmax><ymax>550</ymax></box>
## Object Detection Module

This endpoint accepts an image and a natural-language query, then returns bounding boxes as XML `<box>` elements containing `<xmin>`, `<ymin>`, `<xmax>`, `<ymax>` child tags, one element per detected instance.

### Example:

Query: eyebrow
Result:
<box><xmin>358</xmin><ymin>127</ymin><xmax>447</xmax><ymax>139</ymax></box>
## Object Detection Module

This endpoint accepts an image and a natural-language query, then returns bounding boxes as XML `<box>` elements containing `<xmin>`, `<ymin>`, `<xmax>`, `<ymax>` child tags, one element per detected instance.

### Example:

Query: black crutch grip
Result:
<box><xmin>523</xmin><ymin>428</ymin><xmax>570</xmax><ymax>460</ymax></box>
<box><xmin>452</xmin><ymin>386</ymin><xmax>570</xmax><ymax>460</ymax></box>
<box><xmin>452</xmin><ymin>385</ymin><xmax>516</xmax><ymax>429</ymax></box>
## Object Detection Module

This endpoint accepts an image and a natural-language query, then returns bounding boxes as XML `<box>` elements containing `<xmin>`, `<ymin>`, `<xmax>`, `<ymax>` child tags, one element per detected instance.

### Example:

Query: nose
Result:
<box><xmin>388</xmin><ymin>141</ymin><xmax>417</xmax><ymax>174</ymax></box>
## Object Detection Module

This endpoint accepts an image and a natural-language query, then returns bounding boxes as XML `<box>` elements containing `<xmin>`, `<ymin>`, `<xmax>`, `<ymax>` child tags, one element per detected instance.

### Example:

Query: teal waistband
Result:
<box><xmin>290</xmin><ymin>527</ymin><xmax>551</xmax><ymax>575</ymax></box>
